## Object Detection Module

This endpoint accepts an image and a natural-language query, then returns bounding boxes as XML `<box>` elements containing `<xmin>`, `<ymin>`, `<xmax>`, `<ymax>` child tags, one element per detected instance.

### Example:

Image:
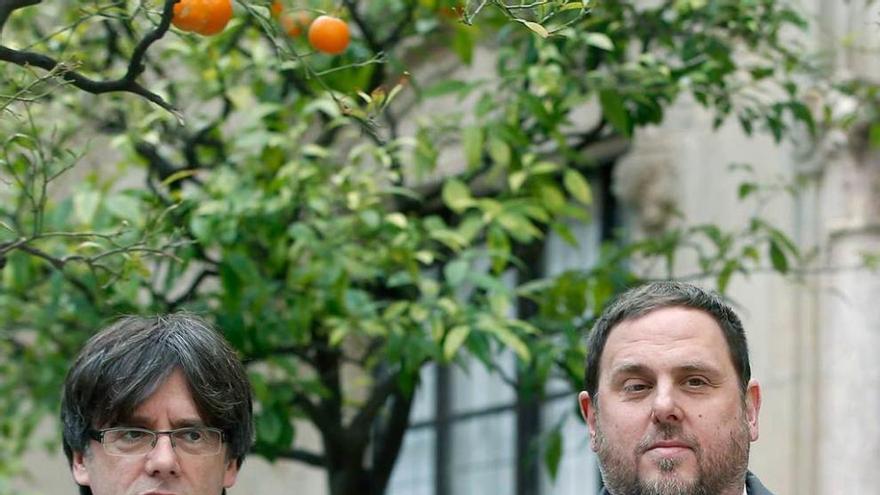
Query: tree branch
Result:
<box><xmin>0</xmin><ymin>0</ymin><xmax>40</xmax><ymax>33</ymax></box>
<box><xmin>312</xmin><ymin>342</ymin><xmax>346</xmax><ymax>464</ymax></box>
<box><xmin>380</xmin><ymin>0</ymin><xmax>415</xmax><ymax>51</ymax></box>
<box><xmin>0</xmin><ymin>0</ymin><xmax>182</xmax><ymax>116</ymax></box>
<box><xmin>370</xmin><ymin>388</ymin><xmax>414</xmax><ymax>495</ymax></box>
<box><xmin>167</xmin><ymin>267</ymin><xmax>218</xmax><ymax>310</ymax></box>
<box><xmin>275</xmin><ymin>447</ymin><xmax>327</xmax><ymax>467</ymax></box>
<box><xmin>341</xmin><ymin>0</ymin><xmax>381</xmax><ymax>54</ymax></box>
<box><xmin>347</xmin><ymin>372</ymin><xmax>398</xmax><ymax>440</ymax></box>
<box><xmin>292</xmin><ymin>393</ymin><xmax>345</xmax><ymax>465</ymax></box>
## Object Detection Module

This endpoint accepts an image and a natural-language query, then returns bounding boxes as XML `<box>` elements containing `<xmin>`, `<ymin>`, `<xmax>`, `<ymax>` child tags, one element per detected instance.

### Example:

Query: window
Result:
<box><xmin>388</xmin><ymin>165</ymin><xmax>616</xmax><ymax>495</ymax></box>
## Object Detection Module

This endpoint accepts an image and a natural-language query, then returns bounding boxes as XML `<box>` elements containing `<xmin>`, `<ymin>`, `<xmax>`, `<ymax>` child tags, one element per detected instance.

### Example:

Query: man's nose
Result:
<box><xmin>144</xmin><ymin>434</ymin><xmax>181</xmax><ymax>477</ymax></box>
<box><xmin>651</xmin><ymin>381</ymin><xmax>682</xmax><ymax>424</ymax></box>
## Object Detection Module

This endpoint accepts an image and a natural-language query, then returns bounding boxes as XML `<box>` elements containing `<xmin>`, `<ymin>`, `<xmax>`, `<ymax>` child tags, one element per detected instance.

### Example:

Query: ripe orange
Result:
<box><xmin>281</xmin><ymin>11</ymin><xmax>312</xmax><ymax>37</ymax></box>
<box><xmin>172</xmin><ymin>0</ymin><xmax>233</xmax><ymax>36</ymax></box>
<box><xmin>270</xmin><ymin>0</ymin><xmax>283</xmax><ymax>18</ymax></box>
<box><xmin>307</xmin><ymin>15</ymin><xmax>350</xmax><ymax>55</ymax></box>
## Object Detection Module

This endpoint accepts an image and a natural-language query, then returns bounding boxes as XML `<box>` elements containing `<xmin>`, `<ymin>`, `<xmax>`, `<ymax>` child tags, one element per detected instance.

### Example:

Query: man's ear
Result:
<box><xmin>72</xmin><ymin>450</ymin><xmax>91</xmax><ymax>487</ymax></box>
<box><xmin>578</xmin><ymin>391</ymin><xmax>599</xmax><ymax>451</ymax></box>
<box><xmin>744</xmin><ymin>379</ymin><xmax>762</xmax><ymax>442</ymax></box>
<box><xmin>223</xmin><ymin>458</ymin><xmax>240</xmax><ymax>488</ymax></box>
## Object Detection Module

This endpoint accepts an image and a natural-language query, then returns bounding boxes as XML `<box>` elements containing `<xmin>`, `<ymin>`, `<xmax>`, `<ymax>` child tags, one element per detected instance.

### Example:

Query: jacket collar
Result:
<box><xmin>597</xmin><ymin>471</ymin><xmax>774</xmax><ymax>495</ymax></box>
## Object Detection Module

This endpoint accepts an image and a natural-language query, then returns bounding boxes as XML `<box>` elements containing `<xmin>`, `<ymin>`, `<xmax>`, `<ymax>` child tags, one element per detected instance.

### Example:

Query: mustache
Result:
<box><xmin>635</xmin><ymin>422</ymin><xmax>700</xmax><ymax>455</ymax></box>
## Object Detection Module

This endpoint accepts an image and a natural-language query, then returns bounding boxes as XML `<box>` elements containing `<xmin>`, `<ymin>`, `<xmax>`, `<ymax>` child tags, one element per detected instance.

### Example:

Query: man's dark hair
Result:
<box><xmin>61</xmin><ymin>314</ymin><xmax>253</xmax><ymax>495</ymax></box>
<box><xmin>584</xmin><ymin>281</ymin><xmax>751</xmax><ymax>400</ymax></box>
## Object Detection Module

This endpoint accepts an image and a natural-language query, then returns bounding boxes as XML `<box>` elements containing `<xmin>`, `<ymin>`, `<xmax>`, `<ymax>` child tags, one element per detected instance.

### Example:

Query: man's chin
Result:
<box><xmin>640</xmin><ymin>457</ymin><xmax>699</xmax><ymax>484</ymax></box>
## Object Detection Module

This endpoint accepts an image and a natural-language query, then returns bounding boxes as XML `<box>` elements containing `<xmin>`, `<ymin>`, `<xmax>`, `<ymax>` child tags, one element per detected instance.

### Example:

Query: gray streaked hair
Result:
<box><xmin>584</xmin><ymin>281</ymin><xmax>751</xmax><ymax>400</ymax></box>
<box><xmin>61</xmin><ymin>313</ymin><xmax>253</xmax><ymax>493</ymax></box>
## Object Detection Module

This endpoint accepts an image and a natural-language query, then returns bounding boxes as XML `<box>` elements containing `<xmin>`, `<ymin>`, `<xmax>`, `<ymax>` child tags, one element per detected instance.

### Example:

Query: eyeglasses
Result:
<box><xmin>88</xmin><ymin>427</ymin><xmax>225</xmax><ymax>456</ymax></box>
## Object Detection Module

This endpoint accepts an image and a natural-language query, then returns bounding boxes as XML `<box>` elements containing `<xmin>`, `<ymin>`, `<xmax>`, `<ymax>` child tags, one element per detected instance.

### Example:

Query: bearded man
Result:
<box><xmin>579</xmin><ymin>282</ymin><xmax>773</xmax><ymax>495</ymax></box>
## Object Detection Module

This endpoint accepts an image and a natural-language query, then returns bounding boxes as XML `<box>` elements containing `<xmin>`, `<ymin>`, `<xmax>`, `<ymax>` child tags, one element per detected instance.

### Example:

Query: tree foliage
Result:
<box><xmin>0</xmin><ymin>0</ymin><xmax>826</xmax><ymax>493</ymax></box>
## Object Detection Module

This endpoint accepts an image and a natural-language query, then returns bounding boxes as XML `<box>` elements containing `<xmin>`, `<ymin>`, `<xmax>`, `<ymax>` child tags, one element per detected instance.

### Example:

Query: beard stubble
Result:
<box><xmin>592</xmin><ymin>406</ymin><xmax>750</xmax><ymax>495</ymax></box>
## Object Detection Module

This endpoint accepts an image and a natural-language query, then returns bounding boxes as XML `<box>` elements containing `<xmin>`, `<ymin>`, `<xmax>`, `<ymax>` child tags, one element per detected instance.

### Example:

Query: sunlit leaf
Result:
<box><xmin>521</xmin><ymin>20</ymin><xmax>549</xmax><ymax>38</ymax></box>
<box><xmin>444</xmin><ymin>325</ymin><xmax>471</xmax><ymax>360</ymax></box>
<box><xmin>563</xmin><ymin>169</ymin><xmax>592</xmax><ymax>205</ymax></box>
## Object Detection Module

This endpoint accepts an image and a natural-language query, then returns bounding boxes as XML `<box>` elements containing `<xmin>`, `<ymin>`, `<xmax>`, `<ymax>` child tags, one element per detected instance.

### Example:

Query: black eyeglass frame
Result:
<box><xmin>87</xmin><ymin>426</ymin><xmax>226</xmax><ymax>456</ymax></box>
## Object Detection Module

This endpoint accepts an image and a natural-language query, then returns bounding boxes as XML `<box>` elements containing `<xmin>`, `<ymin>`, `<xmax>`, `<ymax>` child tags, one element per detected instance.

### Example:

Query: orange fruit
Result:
<box><xmin>172</xmin><ymin>0</ymin><xmax>233</xmax><ymax>36</ymax></box>
<box><xmin>281</xmin><ymin>11</ymin><xmax>311</xmax><ymax>37</ymax></box>
<box><xmin>307</xmin><ymin>15</ymin><xmax>350</xmax><ymax>55</ymax></box>
<box><xmin>270</xmin><ymin>0</ymin><xmax>283</xmax><ymax>18</ymax></box>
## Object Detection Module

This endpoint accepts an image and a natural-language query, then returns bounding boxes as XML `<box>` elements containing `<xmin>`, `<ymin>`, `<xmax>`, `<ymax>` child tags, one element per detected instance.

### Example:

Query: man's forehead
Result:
<box><xmin>118</xmin><ymin>368</ymin><xmax>206</xmax><ymax>426</ymax></box>
<box><xmin>600</xmin><ymin>306</ymin><xmax>734</xmax><ymax>375</ymax></box>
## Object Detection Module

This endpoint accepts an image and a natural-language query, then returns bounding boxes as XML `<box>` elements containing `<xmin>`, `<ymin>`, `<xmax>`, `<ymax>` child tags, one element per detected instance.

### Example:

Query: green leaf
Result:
<box><xmin>550</xmin><ymin>222</ymin><xmax>578</xmax><ymax>246</ymax></box>
<box><xmin>788</xmin><ymin>101</ymin><xmax>816</xmax><ymax>137</ymax></box>
<box><xmin>538</xmin><ymin>182</ymin><xmax>567</xmax><ymax>213</ymax></box>
<box><xmin>463</xmin><ymin>126</ymin><xmax>484</xmax><ymax>170</ymax></box>
<box><xmin>385</xmin><ymin>213</ymin><xmax>408</xmax><ymax>229</ymax></box>
<box><xmin>256</xmin><ymin>410</ymin><xmax>282</xmax><ymax>445</ymax></box>
<box><xmin>73</xmin><ymin>190</ymin><xmax>101</xmax><ymax>225</ymax></box>
<box><xmin>488</xmin><ymin>137</ymin><xmax>511</xmax><ymax>168</ymax></box>
<box><xmin>509</xmin><ymin>170</ymin><xmax>527</xmax><ymax>192</ymax></box>
<box><xmin>769</xmin><ymin>239</ymin><xmax>788</xmax><ymax>274</ymax></box>
<box><xmin>330</xmin><ymin>324</ymin><xmax>349</xmax><ymax>346</ymax></box>
<box><xmin>442</xmin><ymin>179</ymin><xmax>475</xmax><ymax>213</ymax></box>
<box><xmin>452</xmin><ymin>24</ymin><xmax>475</xmax><ymax>64</ymax></box>
<box><xmin>444</xmin><ymin>325</ymin><xmax>471</xmax><ymax>360</ymax></box>
<box><xmin>483</xmin><ymin>320</ymin><xmax>531</xmax><ymax>362</ymax></box>
<box><xmin>544</xmin><ymin>428</ymin><xmax>563</xmax><ymax>480</ymax></box>
<box><xmin>738</xmin><ymin>182</ymin><xmax>757</xmax><ymax>199</ymax></box>
<box><xmin>444</xmin><ymin>259</ymin><xmax>469</xmax><ymax>286</ymax></box>
<box><xmin>430</xmin><ymin>228</ymin><xmax>468</xmax><ymax>250</ymax></box>
<box><xmin>521</xmin><ymin>20</ymin><xmax>549</xmax><ymax>38</ymax></box>
<box><xmin>385</xmin><ymin>79</ymin><xmax>407</xmax><ymax>107</ymax></box>
<box><xmin>423</xmin><ymin>79</ymin><xmax>474</xmax><ymax>98</ymax></box>
<box><xmin>75</xmin><ymin>241</ymin><xmax>103</xmax><ymax>252</ymax></box>
<box><xmin>104</xmin><ymin>193</ymin><xmax>143</xmax><ymax>225</ymax></box>
<box><xmin>563</xmin><ymin>169</ymin><xmax>592</xmax><ymax>205</ymax></box>
<box><xmin>488</xmin><ymin>225</ymin><xmax>511</xmax><ymax>273</ymax></box>
<box><xmin>415</xmin><ymin>250</ymin><xmax>435</xmax><ymax>265</ymax></box>
<box><xmin>599</xmin><ymin>89</ymin><xmax>630</xmax><ymax>136</ymax></box>
<box><xmin>302</xmin><ymin>143</ymin><xmax>330</xmax><ymax>158</ymax></box>
<box><xmin>585</xmin><ymin>32</ymin><xmax>614</xmax><ymax>51</ymax></box>
<box><xmin>716</xmin><ymin>259</ymin><xmax>739</xmax><ymax>293</ymax></box>
<box><xmin>530</xmin><ymin>161</ymin><xmax>559</xmax><ymax>175</ymax></box>
<box><xmin>160</xmin><ymin>169</ymin><xmax>198</xmax><ymax>187</ymax></box>
<box><xmin>497</xmin><ymin>212</ymin><xmax>541</xmax><ymax>242</ymax></box>
<box><xmin>870</xmin><ymin>123</ymin><xmax>880</xmax><ymax>149</ymax></box>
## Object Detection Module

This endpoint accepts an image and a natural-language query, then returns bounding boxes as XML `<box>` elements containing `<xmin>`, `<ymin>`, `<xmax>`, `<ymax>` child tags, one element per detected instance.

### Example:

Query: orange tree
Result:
<box><xmin>0</xmin><ymin>0</ymin><xmax>824</xmax><ymax>494</ymax></box>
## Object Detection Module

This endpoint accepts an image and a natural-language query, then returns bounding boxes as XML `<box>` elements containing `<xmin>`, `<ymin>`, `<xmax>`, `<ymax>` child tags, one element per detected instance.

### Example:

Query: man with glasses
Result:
<box><xmin>61</xmin><ymin>314</ymin><xmax>254</xmax><ymax>495</ymax></box>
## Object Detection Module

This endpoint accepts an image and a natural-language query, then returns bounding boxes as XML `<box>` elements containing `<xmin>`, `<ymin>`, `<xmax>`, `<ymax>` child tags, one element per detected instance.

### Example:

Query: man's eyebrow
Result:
<box><xmin>122</xmin><ymin>415</ymin><xmax>208</xmax><ymax>429</ymax></box>
<box><xmin>606</xmin><ymin>361</ymin><xmax>723</xmax><ymax>378</ymax></box>
<box><xmin>171</xmin><ymin>418</ymin><xmax>209</xmax><ymax>429</ymax></box>
<box><xmin>607</xmin><ymin>362</ymin><xmax>652</xmax><ymax>378</ymax></box>
<box><xmin>675</xmin><ymin>361</ymin><xmax>723</xmax><ymax>375</ymax></box>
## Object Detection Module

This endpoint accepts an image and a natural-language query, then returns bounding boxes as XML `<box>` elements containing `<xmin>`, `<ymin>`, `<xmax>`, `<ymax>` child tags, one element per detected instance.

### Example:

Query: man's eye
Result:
<box><xmin>116</xmin><ymin>430</ymin><xmax>148</xmax><ymax>442</ymax></box>
<box><xmin>179</xmin><ymin>429</ymin><xmax>204</xmax><ymax>443</ymax></box>
<box><xmin>623</xmin><ymin>382</ymin><xmax>650</xmax><ymax>393</ymax></box>
<box><xmin>685</xmin><ymin>377</ymin><xmax>708</xmax><ymax>388</ymax></box>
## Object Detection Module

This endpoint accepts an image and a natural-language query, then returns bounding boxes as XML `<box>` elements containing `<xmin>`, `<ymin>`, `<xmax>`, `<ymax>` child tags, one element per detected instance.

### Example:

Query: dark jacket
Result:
<box><xmin>598</xmin><ymin>471</ymin><xmax>774</xmax><ymax>495</ymax></box>
<box><xmin>746</xmin><ymin>471</ymin><xmax>774</xmax><ymax>495</ymax></box>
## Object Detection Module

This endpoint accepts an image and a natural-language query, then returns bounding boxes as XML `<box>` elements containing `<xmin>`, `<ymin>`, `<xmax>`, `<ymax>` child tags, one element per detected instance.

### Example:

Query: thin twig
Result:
<box><xmin>0</xmin><ymin>0</ymin><xmax>183</xmax><ymax>118</ymax></box>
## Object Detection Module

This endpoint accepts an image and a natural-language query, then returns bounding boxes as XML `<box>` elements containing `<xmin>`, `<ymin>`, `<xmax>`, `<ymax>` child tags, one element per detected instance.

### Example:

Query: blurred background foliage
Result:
<box><xmin>0</xmin><ymin>0</ymin><xmax>862</xmax><ymax>493</ymax></box>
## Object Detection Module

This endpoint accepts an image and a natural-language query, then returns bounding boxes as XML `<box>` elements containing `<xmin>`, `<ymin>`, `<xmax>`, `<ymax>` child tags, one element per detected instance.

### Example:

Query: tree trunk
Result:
<box><xmin>324</xmin><ymin>385</ymin><xmax>416</xmax><ymax>495</ymax></box>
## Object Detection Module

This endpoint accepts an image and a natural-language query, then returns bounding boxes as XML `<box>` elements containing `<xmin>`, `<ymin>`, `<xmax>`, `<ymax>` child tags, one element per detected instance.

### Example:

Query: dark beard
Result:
<box><xmin>593</xmin><ymin>411</ymin><xmax>750</xmax><ymax>495</ymax></box>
